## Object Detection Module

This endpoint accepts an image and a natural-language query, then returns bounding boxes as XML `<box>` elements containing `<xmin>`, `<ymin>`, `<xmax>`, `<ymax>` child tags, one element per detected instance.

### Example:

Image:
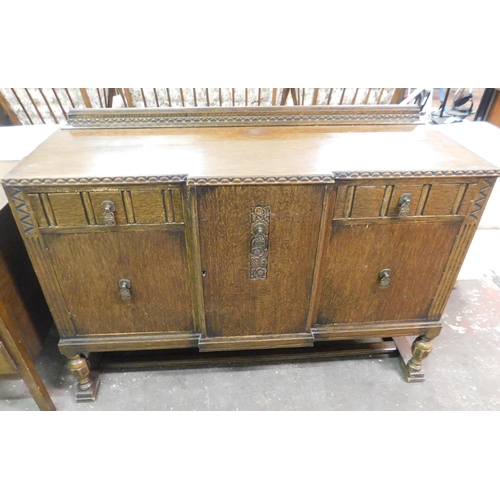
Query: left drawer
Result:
<box><xmin>27</xmin><ymin>188</ymin><xmax>185</xmax><ymax>229</ymax></box>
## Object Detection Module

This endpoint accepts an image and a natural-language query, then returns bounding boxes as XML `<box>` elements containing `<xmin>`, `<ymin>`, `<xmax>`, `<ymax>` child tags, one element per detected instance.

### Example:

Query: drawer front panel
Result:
<box><xmin>28</xmin><ymin>188</ymin><xmax>184</xmax><ymax>228</ymax></box>
<box><xmin>0</xmin><ymin>341</ymin><xmax>17</xmax><ymax>376</ymax></box>
<box><xmin>333</xmin><ymin>181</ymin><xmax>474</xmax><ymax>219</ymax></box>
<box><xmin>44</xmin><ymin>231</ymin><xmax>194</xmax><ymax>335</ymax></box>
<box><xmin>317</xmin><ymin>219</ymin><xmax>462</xmax><ymax>324</ymax></box>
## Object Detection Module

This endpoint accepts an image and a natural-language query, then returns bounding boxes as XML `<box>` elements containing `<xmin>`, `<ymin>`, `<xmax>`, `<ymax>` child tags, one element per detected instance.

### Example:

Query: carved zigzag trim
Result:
<box><xmin>332</xmin><ymin>170</ymin><xmax>499</xmax><ymax>179</ymax></box>
<box><xmin>470</xmin><ymin>178</ymin><xmax>493</xmax><ymax>220</ymax></box>
<box><xmin>187</xmin><ymin>175</ymin><xmax>335</xmax><ymax>185</ymax></box>
<box><xmin>9</xmin><ymin>187</ymin><xmax>35</xmax><ymax>234</ymax></box>
<box><xmin>2</xmin><ymin>175</ymin><xmax>188</xmax><ymax>187</ymax></box>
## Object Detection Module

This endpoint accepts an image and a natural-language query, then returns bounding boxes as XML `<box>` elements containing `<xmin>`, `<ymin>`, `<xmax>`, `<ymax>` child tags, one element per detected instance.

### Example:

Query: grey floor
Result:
<box><xmin>1</xmin><ymin>265</ymin><xmax>499</xmax><ymax>411</ymax></box>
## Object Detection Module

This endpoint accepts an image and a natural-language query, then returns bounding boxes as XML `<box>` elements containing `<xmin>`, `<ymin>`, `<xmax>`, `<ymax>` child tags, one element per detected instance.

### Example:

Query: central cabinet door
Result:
<box><xmin>197</xmin><ymin>185</ymin><xmax>325</xmax><ymax>338</ymax></box>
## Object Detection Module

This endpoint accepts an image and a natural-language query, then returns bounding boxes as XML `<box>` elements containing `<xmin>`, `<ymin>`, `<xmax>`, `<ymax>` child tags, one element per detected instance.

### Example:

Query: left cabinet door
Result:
<box><xmin>44</xmin><ymin>231</ymin><xmax>194</xmax><ymax>335</ymax></box>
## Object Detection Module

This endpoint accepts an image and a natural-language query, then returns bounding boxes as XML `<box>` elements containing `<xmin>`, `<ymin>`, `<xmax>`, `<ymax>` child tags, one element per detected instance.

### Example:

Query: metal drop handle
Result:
<box><xmin>398</xmin><ymin>193</ymin><xmax>412</xmax><ymax>217</ymax></box>
<box><xmin>119</xmin><ymin>279</ymin><xmax>131</xmax><ymax>300</ymax></box>
<box><xmin>102</xmin><ymin>200</ymin><xmax>116</xmax><ymax>226</ymax></box>
<box><xmin>379</xmin><ymin>269</ymin><xmax>391</xmax><ymax>289</ymax></box>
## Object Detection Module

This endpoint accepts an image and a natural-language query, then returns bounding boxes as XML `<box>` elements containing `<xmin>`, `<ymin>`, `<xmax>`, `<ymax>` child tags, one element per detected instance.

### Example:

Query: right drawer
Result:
<box><xmin>333</xmin><ymin>180</ymin><xmax>477</xmax><ymax>220</ymax></box>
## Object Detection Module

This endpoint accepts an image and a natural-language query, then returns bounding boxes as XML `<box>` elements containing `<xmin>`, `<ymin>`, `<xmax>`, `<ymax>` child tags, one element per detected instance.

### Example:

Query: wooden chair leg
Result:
<box><xmin>0</xmin><ymin>317</ymin><xmax>55</xmax><ymax>410</ymax></box>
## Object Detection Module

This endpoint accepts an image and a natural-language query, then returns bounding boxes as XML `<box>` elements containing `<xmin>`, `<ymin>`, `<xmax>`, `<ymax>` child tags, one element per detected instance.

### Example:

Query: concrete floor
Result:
<box><xmin>1</xmin><ymin>260</ymin><xmax>499</xmax><ymax>411</ymax></box>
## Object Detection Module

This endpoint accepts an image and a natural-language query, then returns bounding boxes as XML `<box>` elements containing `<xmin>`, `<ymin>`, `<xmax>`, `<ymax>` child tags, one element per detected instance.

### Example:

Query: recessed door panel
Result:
<box><xmin>198</xmin><ymin>185</ymin><xmax>324</xmax><ymax>337</ymax></box>
<box><xmin>317</xmin><ymin>220</ymin><xmax>461</xmax><ymax>324</ymax></box>
<box><xmin>45</xmin><ymin>231</ymin><xmax>194</xmax><ymax>335</ymax></box>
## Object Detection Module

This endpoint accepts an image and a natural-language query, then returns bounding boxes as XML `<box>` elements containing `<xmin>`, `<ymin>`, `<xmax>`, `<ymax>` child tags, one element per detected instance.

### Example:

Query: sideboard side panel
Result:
<box><xmin>4</xmin><ymin>186</ymin><xmax>76</xmax><ymax>337</ymax></box>
<box><xmin>429</xmin><ymin>177</ymin><xmax>497</xmax><ymax>319</ymax></box>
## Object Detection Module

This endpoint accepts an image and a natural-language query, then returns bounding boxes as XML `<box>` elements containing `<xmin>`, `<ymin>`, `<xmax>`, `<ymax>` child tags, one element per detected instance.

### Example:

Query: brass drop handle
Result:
<box><xmin>379</xmin><ymin>269</ymin><xmax>391</xmax><ymax>289</ymax></box>
<box><xmin>102</xmin><ymin>200</ymin><xmax>116</xmax><ymax>226</ymax></box>
<box><xmin>119</xmin><ymin>279</ymin><xmax>131</xmax><ymax>300</ymax></box>
<box><xmin>398</xmin><ymin>193</ymin><xmax>412</xmax><ymax>217</ymax></box>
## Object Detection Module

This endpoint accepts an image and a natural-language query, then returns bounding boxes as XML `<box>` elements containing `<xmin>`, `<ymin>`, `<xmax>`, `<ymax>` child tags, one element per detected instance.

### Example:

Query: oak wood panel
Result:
<box><xmin>350</xmin><ymin>185</ymin><xmax>386</xmax><ymax>218</ymax></box>
<box><xmin>317</xmin><ymin>220</ymin><xmax>462</xmax><ymax>325</ymax></box>
<box><xmin>27</xmin><ymin>193</ymin><xmax>49</xmax><ymax>227</ymax></box>
<box><xmin>171</xmin><ymin>188</ymin><xmax>184</xmax><ymax>222</ymax></box>
<box><xmin>59</xmin><ymin>332</ymin><xmax>200</xmax><ymax>357</ymax></box>
<box><xmin>306</xmin><ymin>184</ymin><xmax>336</xmax><ymax>330</ymax></box>
<box><xmin>333</xmin><ymin>181</ymin><xmax>476</xmax><ymax>219</ymax></box>
<box><xmin>198</xmin><ymin>185</ymin><xmax>324</xmax><ymax>337</ymax></box>
<box><xmin>39</xmin><ymin>223</ymin><xmax>185</xmax><ymax>235</ymax></box>
<box><xmin>198</xmin><ymin>333</ymin><xmax>314</xmax><ymax>352</ymax></box>
<box><xmin>48</xmin><ymin>192</ymin><xmax>88</xmax><ymax>226</ymax></box>
<box><xmin>424</xmin><ymin>184</ymin><xmax>462</xmax><ymax>215</ymax></box>
<box><xmin>312</xmin><ymin>321</ymin><xmax>442</xmax><ymax>341</ymax></box>
<box><xmin>130</xmin><ymin>190</ymin><xmax>166</xmax><ymax>224</ymax></box>
<box><xmin>185</xmin><ymin>186</ymin><xmax>206</xmax><ymax>334</ymax></box>
<box><xmin>4</xmin><ymin>125</ymin><xmax>498</xmax><ymax>184</ymax></box>
<box><xmin>44</xmin><ymin>231</ymin><xmax>194</xmax><ymax>335</ymax></box>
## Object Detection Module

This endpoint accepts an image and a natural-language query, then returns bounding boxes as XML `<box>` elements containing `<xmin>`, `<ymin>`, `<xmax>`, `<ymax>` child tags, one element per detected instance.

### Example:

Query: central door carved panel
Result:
<box><xmin>197</xmin><ymin>185</ymin><xmax>325</xmax><ymax>338</ymax></box>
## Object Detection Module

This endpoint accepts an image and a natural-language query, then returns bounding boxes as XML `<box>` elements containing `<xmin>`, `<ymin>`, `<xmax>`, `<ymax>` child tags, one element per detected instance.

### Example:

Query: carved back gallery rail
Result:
<box><xmin>0</xmin><ymin>88</ymin><xmax>406</xmax><ymax>125</ymax></box>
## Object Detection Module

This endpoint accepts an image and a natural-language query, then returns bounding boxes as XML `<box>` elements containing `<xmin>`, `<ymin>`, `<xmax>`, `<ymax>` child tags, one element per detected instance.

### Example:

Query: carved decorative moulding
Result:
<box><xmin>187</xmin><ymin>175</ymin><xmax>335</xmax><ymax>186</ymax></box>
<box><xmin>65</xmin><ymin>105</ymin><xmax>422</xmax><ymax>129</ymax></box>
<box><xmin>2</xmin><ymin>175</ymin><xmax>188</xmax><ymax>187</ymax></box>
<box><xmin>470</xmin><ymin>178</ymin><xmax>492</xmax><ymax>220</ymax></box>
<box><xmin>8</xmin><ymin>187</ymin><xmax>35</xmax><ymax>234</ymax></box>
<box><xmin>332</xmin><ymin>170</ymin><xmax>499</xmax><ymax>179</ymax></box>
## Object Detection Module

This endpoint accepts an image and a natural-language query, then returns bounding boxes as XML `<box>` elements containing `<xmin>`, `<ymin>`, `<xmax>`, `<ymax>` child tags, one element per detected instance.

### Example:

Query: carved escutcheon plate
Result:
<box><xmin>250</xmin><ymin>206</ymin><xmax>270</xmax><ymax>280</ymax></box>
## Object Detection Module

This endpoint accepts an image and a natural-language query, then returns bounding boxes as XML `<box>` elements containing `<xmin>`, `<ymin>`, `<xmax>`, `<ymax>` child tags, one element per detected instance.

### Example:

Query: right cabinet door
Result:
<box><xmin>316</xmin><ymin>220</ymin><xmax>462</xmax><ymax>325</ymax></box>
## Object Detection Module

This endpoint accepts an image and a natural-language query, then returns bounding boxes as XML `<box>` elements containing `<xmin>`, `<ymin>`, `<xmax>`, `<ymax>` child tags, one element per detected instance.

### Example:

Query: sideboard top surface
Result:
<box><xmin>3</xmin><ymin>123</ymin><xmax>499</xmax><ymax>185</ymax></box>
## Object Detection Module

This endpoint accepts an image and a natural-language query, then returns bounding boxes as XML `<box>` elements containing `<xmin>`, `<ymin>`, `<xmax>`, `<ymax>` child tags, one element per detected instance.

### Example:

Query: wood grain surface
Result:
<box><xmin>198</xmin><ymin>185</ymin><xmax>324</xmax><ymax>337</ymax></box>
<box><xmin>333</xmin><ymin>179</ymin><xmax>475</xmax><ymax>219</ymax></box>
<box><xmin>316</xmin><ymin>219</ymin><xmax>462</xmax><ymax>324</ymax></box>
<box><xmin>45</xmin><ymin>230</ymin><xmax>194</xmax><ymax>335</ymax></box>
<box><xmin>3</xmin><ymin>124</ymin><xmax>498</xmax><ymax>185</ymax></box>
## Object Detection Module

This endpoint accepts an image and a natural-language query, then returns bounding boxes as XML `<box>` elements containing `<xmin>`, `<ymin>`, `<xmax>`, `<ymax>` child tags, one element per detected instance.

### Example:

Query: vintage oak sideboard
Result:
<box><xmin>2</xmin><ymin>106</ymin><xmax>499</xmax><ymax>402</ymax></box>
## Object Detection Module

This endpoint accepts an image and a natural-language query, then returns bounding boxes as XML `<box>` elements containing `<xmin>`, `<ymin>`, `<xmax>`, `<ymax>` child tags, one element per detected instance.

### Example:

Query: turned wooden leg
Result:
<box><xmin>394</xmin><ymin>327</ymin><xmax>441</xmax><ymax>383</ymax></box>
<box><xmin>408</xmin><ymin>336</ymin><xmax>433</xmax><ymax>372</ymax></box>
<box><xmin>68</xmin><ymin>354</ymin><xmax>100</xmax><ymax>402</ymax></box>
